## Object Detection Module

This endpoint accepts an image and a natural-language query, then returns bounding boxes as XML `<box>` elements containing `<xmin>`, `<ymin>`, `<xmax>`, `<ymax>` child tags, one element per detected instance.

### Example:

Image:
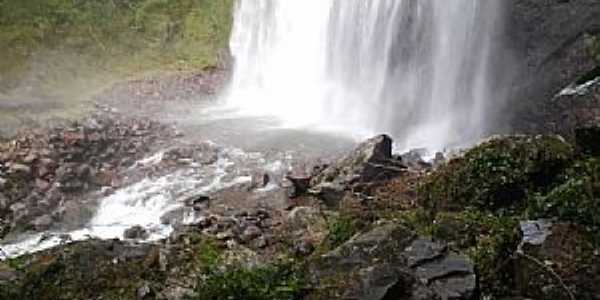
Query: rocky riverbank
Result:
<box><xmin>1</xmin><ymin>122</ymin><xmax>600</xmax><ymax>299</ymax></box>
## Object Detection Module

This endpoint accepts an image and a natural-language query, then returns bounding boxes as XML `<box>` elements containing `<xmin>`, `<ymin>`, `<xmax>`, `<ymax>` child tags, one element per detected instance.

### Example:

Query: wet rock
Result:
<box><xmin>285</xmin><ymin>175</ymin><xmax>311</xmax><ymax>197</ymax></box>
<box><xmin>309</xmin><ymin>223</ymin><xmax>477</xmax><ymax>300</ymax></box>
<box><xmin>312</xmin><ymin>134</ymin><xmax>395</xmax><ymax>186</ymax></box>
<box><xmin>124</xmin><ymin>225</ymin><xmax>150</xmax><ymax>240</ymax></box>
<box><xmin>184</xmin><ymin>194</ymin><xmax>210</xmax><ymax>211</ymax></box>
<box><xmin>159</xmin><ymin>208</ymin><xmax>186</xmax><ymax>226</ymax></box>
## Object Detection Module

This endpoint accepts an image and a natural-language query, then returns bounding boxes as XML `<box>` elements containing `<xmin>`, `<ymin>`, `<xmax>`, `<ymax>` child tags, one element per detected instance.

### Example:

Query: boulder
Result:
<box><xmin>124</xmin><ymin>225</ymin><xmax>150</xmax><ymax>240</ymax></box>
<box><xmin>285</xmin><ymin>175</ymin><xmax>311</xmax><ymax>198</ymax></box>
<box><xmin>183</xmin><ymin>194</ymin><xmax>210</xmax><ymax>211</ymax></box>
<box><xmin>310</xmin><ymin>135</ymin><xmax>405</xmax><ymax>206</ymax></box>
<box><xmin>311</xmin><ymin>135</ymin><xmax>394</xmax><ymax>186</ymax></box>
<box><xmin>308</xmin><ymin>223</ymin><xmax>477</xmax><ymax>300</ymax></box>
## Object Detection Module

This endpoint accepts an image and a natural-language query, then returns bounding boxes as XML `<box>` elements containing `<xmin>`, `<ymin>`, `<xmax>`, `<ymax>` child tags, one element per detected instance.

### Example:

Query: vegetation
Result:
<box><xmin>419</xmin><ymin>135</ymin><xmax>573</xmax><ymax>215</ymax></box>
<box><xmin>193</xmin><ymin>259</ymin><xmax>305</xmax><ymax>300</ymax></box>
<box><xmin>413</xmin><ymin>133</ymin><xmax>600</xmax><ymax>298</ymax></box>
<box><xmin>325</xmin><ymin>215</ymin><xmax>359</xmax><ymax>249</ymax></box>
<box><xmin>0</xmin><ymin>0</ymin><xmax>234</xmax><ymax>90</ymax></box>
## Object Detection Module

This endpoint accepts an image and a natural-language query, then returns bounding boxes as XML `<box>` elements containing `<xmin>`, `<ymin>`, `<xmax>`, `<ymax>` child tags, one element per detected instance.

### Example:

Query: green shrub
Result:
<box><xmin>326</xmin><ymin>215</ymin><xmax>359</xmax><ymax>248</ymax></box>
<box><xmin>529</xmin><ymin>158</ymin><xmax>600</xmax><ymax>230</ymax></box>
<box><xmin>419</xmin><ymin>135</ymin><xmax>573</xmax><ymax>215</ymax></box>
<box><xmin>193</xmin><ymin>260</ymin><xmax>305</xmax><ymax>300</ymax></box>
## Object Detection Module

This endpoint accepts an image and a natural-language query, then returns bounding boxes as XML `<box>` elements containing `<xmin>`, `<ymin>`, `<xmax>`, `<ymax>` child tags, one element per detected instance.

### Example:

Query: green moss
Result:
<box><xmin>196</xmin><ymin>238</ymin><xmax>222</xmax><ymax>268</ymax></box>
<box><xmin>192</xmin><ymin>259</ymin><xmax>305</xmax><ymax>300</ymax></box>
<box><xmin>529</xmin><ymin>158</ymin><xmax>600</xmax><ymax>232</ymax></box>
<box><xmin>0</xmin><ymin>241</ymin><xmax>166</xmax><ymax>300</ymax></box>
<box><xmin>326</xmin><ymin>215</ymin><xmax>360</xmax><ymax>249</ymax></box>
<box><xmin>389</xmin><ymin>208</ymin><xmax>435</xmax><ymax>236</ymax></box>
<box><xmin>419</xmin><ymin>135</ymin><xmax>573</xmax><ymax>215</ymax></box>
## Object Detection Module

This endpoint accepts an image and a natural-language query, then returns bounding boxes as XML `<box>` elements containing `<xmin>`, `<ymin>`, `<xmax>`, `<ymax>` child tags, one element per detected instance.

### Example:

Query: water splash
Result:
<box><xmin>0</xmin><ymin>146</ymin><xmax>291</xmax><ymax>259</ymax></box>
<box><xmin>225</xmin><ymin>0</ymin><xmax>506</xmax><ymax>150</ymax></box>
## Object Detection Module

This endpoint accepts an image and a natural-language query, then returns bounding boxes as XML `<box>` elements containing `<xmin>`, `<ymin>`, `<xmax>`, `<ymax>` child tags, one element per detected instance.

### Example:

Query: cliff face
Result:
<box><xmin>506</xmin><ymin>0</ymin><xmax>600</xmax><ymax>133</ymax></box>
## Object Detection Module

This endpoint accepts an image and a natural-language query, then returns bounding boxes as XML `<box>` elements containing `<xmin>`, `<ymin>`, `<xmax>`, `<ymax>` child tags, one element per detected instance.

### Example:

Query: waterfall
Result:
<box><xmin>226</xmin><ymin>0</ymin><xmax>506</xmax><ymax>150</ymax></box>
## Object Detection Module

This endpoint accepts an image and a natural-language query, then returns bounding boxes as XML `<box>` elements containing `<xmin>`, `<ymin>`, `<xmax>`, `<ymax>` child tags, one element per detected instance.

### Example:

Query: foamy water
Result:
<box><xmin>0</xmin><ymin>145</ymin><xmax>291</xmax><ymax>259</ymax></box>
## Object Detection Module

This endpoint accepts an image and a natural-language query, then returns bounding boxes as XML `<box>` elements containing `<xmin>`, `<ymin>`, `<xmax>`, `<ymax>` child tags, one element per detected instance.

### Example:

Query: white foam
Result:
<box><xmin>0</xmin><ymin>147</ymin><xmax>279</xmax><ymax>259</ymax></box>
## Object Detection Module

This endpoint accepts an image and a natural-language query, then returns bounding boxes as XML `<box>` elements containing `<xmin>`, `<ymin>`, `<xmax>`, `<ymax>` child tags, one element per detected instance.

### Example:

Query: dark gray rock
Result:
<box><xmin>124</xmin><ymin>225</ymin><xmax>150</xmax><ymax>240</ymax></box>
<box><xmin>183</xmin><ymin>194</ymin><xmax>210</xmax><ymax>211</ymax></box>
<box><xmin>309</xmin><ymin>223</ymin><xmax>477</xmax><ymax>300</ymax></box>
<box><xmin>312</xmin><ymin>135</ymin><xmax>394</xmax><ymax>186</ymax></box>
<box><xmin>310</xmin><ymin>135</ymin><xmax>405</xmax><ymax>206</ymax></box>
<box><xmin>285</xmin><ymin>175</ymin><xmax>311</xmax><ymax>198</ymax></box>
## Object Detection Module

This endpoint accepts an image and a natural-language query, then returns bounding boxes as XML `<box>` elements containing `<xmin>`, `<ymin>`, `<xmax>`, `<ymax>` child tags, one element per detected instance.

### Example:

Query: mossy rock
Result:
<box><xmin>0</xmin><ymin>240</ymin><xmax>165</xmax><ymax>300</ymax></box>
<box><xmin>425</xmin><ymin>210</ymin><xmax>521</xmax><ymax>297</ymax></box>
<box><xmin>420</xmin><ymin>135</ymin><xmax>574</xmax><ymax>215</ymax></box>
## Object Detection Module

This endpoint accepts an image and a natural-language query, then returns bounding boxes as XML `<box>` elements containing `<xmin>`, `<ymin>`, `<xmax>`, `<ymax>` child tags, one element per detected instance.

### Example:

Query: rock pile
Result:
<box><xmin>0</xmin><ymin>110</ymin><xmax>173</xmax><ymax>238</ymax></box>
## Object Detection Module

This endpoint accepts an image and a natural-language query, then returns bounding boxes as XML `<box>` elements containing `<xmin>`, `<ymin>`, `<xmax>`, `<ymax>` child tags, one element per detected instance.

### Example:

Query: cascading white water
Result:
<box><xmin>226</xmin><ymin>0</ymin><xmax>506</xmax><ymax>150</ymax></box>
